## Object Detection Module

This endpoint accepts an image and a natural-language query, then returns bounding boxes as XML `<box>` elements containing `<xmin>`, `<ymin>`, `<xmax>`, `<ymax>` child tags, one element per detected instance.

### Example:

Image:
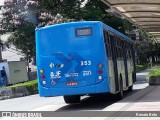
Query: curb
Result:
<box><xmin>0</xmin><ymin>85</ymin><xmax>38</xmax><ymax>100</ymax></box>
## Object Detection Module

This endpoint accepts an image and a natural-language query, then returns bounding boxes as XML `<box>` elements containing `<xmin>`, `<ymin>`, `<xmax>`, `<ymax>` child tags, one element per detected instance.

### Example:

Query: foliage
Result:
<box><xmin>147</xmin><ymin>69</ymin><xmax>160</xmax><ymax>80</ymax></box>
<box><xmin>5</xmin><ymin>24</ymin><xmax>36</xmax><ymax>57</ymax></box>
<box><xmin>26</xmin><ymin>84</ymin><xmax>38</xmax><ymax>95</ymax></box>
<box><xmin>7</xmin><ymin>79</ymin><xmax>37</xmax><ymax>88</ymax></box>
<box><xmin>134</xmin><ymin>29</ymin><xmax>160</xmax><ymax>64</ymax></box>
<box><xmin>37</xmin><ymin>0</ymin><xmax>84</xmax><ymax>19</ymax></box>
<box><xmin>81</xmin><ymin>0</ymin><xmax>128</xmax><ymax>34</ymax></box>
<box><xmin>0</xmin><ymin>79</ymin><xmax>38</xmax><ymax>95</ymax></box>
<box><xmin>1</xmin><ymin>0</ymin><xmax>158</xmax><ymax>62</ymax></box>
<box><xmin>1</xmin><ymin>0</ymin><xmax>37</xmax><ymax>58</ymax></box>
<box><xmin>37</xmin><ymin>0</ymin><xmax>134</xmax><ymax>34</ymax></box>
<box><xmin>1</xmin><ymin>0</ymin><xmax>36</xmax><ymax>32</ymax></box>
<box><xmin>1</xmin><ymin>0</ymin><xmax>74</xmax><ymax>58</ymax></box>
<box><xmin>136</xmin><ymin>64</ymin><xmax>146</xmax><ymax>72</ymax></box>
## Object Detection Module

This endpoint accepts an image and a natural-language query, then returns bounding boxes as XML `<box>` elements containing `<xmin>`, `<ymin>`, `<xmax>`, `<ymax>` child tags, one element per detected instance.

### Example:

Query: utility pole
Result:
<box><xmin>0</xmin><ymin>5</ymin><xmax>3</xmax><ymax>62</ymax></box>
<box><xmin>0</xmin><ymin>37</ymin><xmax>2</xmax><ymax>62</ymax></box>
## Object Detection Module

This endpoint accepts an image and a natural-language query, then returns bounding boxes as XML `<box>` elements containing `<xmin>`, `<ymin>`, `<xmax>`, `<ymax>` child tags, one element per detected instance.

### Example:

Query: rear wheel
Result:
<box><xmin>116</xmin><ymin>76</ymin><xmax>123</xmax><ymax>100</ymax></box>
<box><xmin>63</xmin><ymin>95</ymin><xmax>80</xmax><ymax>104</ymax></box>
<box><xmin>132</xmin><ymin>71</ymin><xmax>136</xmax><ymax>83</ymax></box>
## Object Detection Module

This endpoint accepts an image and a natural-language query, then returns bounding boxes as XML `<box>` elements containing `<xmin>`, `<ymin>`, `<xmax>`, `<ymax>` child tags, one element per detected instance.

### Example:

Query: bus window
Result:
<box><xmin>115</xmin><ymin>37</ymin><xmax>123</xmax><ymax>59</ymax></box>
<box><xmin>103</xmin><ymin>29</ymin><xmax>112</xmax><ymax>58</ymax></box>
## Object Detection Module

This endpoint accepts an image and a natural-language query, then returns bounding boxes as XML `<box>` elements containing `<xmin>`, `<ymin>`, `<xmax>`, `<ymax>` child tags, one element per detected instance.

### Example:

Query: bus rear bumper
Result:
<box><xmin>39</xmin><ymin>78</ymin><xmax>110</xmax><ymax>97</ymax></box>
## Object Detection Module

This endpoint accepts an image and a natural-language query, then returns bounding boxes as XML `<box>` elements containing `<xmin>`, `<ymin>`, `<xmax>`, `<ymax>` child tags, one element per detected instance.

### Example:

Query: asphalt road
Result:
<box><xmin>0</xmin><ymin>72</ymin><xmax>149</xmax><ymax>111</ymax></box>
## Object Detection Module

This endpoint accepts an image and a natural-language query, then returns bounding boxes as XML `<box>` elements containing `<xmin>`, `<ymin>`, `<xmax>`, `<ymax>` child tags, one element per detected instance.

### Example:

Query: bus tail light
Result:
<box><xmin>98</xmin><ymin>70</ymin><xmax>103</xmax><ymax>74</ymax></box>
<box><xmin>98</xmin><ymin>64</ymin><xmax>103</xmax><ymax>68</ymax></box>
<box><xmin>41</xmin><ymin>75</ymin><xmax>45</xmax><ymax>79</ymax></box>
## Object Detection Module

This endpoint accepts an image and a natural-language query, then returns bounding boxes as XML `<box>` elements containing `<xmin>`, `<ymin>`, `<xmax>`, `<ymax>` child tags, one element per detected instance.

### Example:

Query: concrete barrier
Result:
<box><xmin>15</xmin><ymin>86</ymin><xmax>29</xmax><ymax>97</ymax></box>
<box><xmin>0</xmin><ymin>84</ymin><xmax>37</xmax><ymax>100</ymax></box>
<box><xmin>149</xmin><ymin>76</ymin><xmax>160</xmax><ymax>85</ymax></box>
<box><xmin>0</xmin><ymin>88</ymin><xmax>13</xmax><ymax>96</ymax></box>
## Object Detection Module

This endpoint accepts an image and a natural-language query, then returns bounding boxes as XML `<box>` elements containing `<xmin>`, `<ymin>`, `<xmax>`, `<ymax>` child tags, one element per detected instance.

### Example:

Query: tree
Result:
<box><xmin>2</xmin><ymin>0</ymin><xmax>158</xmax><ymax>66</ymax></box>
<box><xmin>37</xmin><ymin>0</ymin><xmax>134</xmax><ymax>34</ymax></box>
<box><xmin>2</xmin><ymin>0</ymin><xmax>73</xmax><ymax>57</ymax></box>
<box><xmin>0</xmin><ymin>0</ymin><xmax>134</xmax><ymax>62</ymax></box>
<box><xmin>0</xmin><ymin>0</ymin><xmax>37</xmax><ymax>62</ymax></box>
<box><xmin>5</xmin><ymin>24</ymin><xmax>35</xmax><ymax>57</ymax></box>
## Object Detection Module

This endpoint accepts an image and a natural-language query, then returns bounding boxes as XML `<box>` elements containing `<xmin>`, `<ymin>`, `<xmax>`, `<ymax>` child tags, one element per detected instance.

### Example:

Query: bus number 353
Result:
<box><xmin>81</xmin><ymin>61</ymin><xmax>91</xmax><ymax>66</ymax></box>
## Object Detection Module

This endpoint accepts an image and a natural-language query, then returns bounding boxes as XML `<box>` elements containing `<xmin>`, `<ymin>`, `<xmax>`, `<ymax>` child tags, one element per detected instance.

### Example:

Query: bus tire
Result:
<box><xmin>116</xmin><ymin>76</ymin><xmax>123</xmax><ymax>100</ymax></box>
<box><xmin>132</xmin><ymin>71</ymin><xmax>136</xmax><ymax>83</ymax></box>
<box><xmin>63</xmin><ymin>95</ymin><xmax>80</xmax><ymax>104</ymax></box>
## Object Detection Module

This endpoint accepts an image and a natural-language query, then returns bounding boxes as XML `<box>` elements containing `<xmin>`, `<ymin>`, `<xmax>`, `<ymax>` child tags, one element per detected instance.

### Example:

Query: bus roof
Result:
<box><xmin>36</xmin><ymin>21</ymin><xmax>132</xmax><ymax>41</ymax></box>
<box><xmin>102</xmin><ymin>23</ymin><xmax>132</xmax><ymax>41</ymax></box>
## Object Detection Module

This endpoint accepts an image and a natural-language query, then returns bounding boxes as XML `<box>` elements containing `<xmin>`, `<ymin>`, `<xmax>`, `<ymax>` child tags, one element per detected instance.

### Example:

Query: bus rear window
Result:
<box><xmin>76</xmin><ymin>28</ymin><xmax>92</xmax><ymax>36</ymax></box>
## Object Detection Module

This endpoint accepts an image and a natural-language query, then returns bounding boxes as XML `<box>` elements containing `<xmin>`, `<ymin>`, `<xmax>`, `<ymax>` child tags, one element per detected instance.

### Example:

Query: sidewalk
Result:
<box><xmin>89</xmin><ymin>71</ymin><xmax>160</xmax><ymax>120</ymax></box>
<box><xmin>103</xmin><ymin>86</ymin><xmax>160</xmax><ymax>111</ymax></box>
<box><xmin>87</xmin><ymin>85</ymin><xmax>160</xmax><ymax>120</ymax></box>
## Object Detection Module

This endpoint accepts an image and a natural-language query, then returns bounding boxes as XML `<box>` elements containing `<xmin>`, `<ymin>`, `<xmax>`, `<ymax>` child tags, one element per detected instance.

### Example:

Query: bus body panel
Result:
<box><xmin>102</xmin><ymin>24</ymin><xmax>134</xmax><ymax>94</ymax></box>
<box><xmin>36</xmin><ymin>21</ymin><xmax>110</xmax><ymax>96</ymax></box>
<box><xmin>38</xmin><ymin>77</ymin><xmax>110</xmax><ymax>96</ymax></box>
<box><xmin>36</xmin><ymin>21</ymin><xmax>135</xmax><ymax>97</ymax></box>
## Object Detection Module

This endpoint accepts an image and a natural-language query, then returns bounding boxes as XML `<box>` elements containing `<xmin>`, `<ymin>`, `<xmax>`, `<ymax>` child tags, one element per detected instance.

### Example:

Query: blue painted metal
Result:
<box><xmin>36</xmin><ymin>21</ymin><xmax>132</xmax><ymax>97</ymax></box>
<box><xmin>0</xmin><ymin>70</ymin><xmax>7</xmax><ymax>87</ymax></box>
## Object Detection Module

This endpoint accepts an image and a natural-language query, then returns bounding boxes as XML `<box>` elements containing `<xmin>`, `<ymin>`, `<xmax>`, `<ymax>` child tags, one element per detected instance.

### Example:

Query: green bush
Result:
<box><xmin>26</xmin><ymin>84</ymin><xmax>38</xmax><ymax>95</ymax></box>
<box><xmin>136</xmin><ymin>64</ymin><xmax>146</xmax><ymax>72</ymax></box>
<box><xmin>146</xmin><ymin>69</ymin><xmax>160</xmax><ymax>80</ymax></box>
<box><xmin>0</xmin><ymin>80</ymin><xmax>38</xmax><ymax>95</ymax></box>
<box><xmin>9</xmin><ymin>80</ymin><xmax>38</xmax><ymax>88</ymax></box>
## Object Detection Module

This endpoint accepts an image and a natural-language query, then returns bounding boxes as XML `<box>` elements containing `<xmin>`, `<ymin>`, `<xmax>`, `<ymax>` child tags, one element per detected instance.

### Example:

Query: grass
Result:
<box><xmin>146</xmin><ymin>69</ymin><xmax>160</xmax><ymax>80</ymax></box>
<box><xmin>136</xmin><ymin>64</ymin><xmax>146</xmax><ymax>72</ymax></box>
<box><xmin>9</xmin><ymin>80</ymin><xmax>38</xmax><ymax>88</ymax></box>
<box><xmin>0</xmin><ymin>80</ymin><xmax>38</xmax><ymax>89</ymax></box>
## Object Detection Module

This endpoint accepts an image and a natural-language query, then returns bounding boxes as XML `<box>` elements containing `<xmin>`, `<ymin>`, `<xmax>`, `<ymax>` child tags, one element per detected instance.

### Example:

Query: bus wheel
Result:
<box><xmin>116</xmin><ymin>76</ymin><xmax>123</xmax><ymax>100</ymax></box>
<box><xmin>132</xmin><ymin>71</ymin><xmax>136</xmax><ymax>83</ymax></box>
<box><xmin>63</xmin><ymin>95</ymin><xmax>80</xmax><ymax>104</ymax></box>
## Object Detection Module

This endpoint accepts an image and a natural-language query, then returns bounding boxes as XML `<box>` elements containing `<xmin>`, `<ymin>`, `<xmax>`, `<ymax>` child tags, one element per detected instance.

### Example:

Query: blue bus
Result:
<box><xmin>36</xmin><ymin>21</ymin><xmax>136</xmax><ymax>103</ymax></box>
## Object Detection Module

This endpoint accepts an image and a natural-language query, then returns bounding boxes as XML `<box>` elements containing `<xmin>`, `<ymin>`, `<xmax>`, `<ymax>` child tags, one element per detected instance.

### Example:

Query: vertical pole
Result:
<box><xmin>0</xmin><ymin>5</ymin><xmax>3</xmax><ymax>62</ymax></box>
<box><xmin>0</xmin><ymin>36</ymin><xmax>2</xmax><ymax>62</ymax></box>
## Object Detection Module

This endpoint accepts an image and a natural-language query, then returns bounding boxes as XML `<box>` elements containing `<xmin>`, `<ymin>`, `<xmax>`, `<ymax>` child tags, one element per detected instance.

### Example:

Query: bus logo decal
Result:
<box><xmin>50</xmin><ymin>71</ymin><xmax>61</xmax><ymax>79</ymax></box>
<box><xmin>51</xmin><ymin>79</ymin><xmax>56</xmax><ymax>85</ymax></box>
<box><xmin>49</xmin><ymin>63</ymin><xmax>64</xmax><ymax>68</ymax></box>
<box><xmin>49</xmin><ymin>63</ymin><xmax>54</xmax><ymax>68</ymax></box>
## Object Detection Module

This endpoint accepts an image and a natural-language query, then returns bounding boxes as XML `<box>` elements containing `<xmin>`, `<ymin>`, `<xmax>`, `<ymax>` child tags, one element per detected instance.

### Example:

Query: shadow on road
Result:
<box><xmin>56</xmin><ymin>94</ymin><xmax>118</xmax><ymax>111</ymax></box>
<box><xmin>55</xmin><ymin>90</ymin><xmax>139</xmax><ymax>111</ymax></box>
<box><xmin>56</xmin><ymin>72</ymin><xmax>148</xmax><ymax>111</ymax></box>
